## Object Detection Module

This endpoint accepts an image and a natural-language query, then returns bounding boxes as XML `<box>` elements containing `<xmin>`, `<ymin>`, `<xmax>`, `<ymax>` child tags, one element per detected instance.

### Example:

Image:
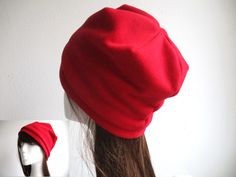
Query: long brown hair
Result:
<box><xmin>17</xmin><ymin>132</ymin><xmax>50</xmax><ymax>176</ymax></box>
<box><xmin>67</xmin><ymin>93</ymin><xmax>156</xmax><ymax>177</ymax></box>
<box><xmin>94</xmin><ymin>124</ymin><xmax>156</xmax><ymax>177</ymax></box>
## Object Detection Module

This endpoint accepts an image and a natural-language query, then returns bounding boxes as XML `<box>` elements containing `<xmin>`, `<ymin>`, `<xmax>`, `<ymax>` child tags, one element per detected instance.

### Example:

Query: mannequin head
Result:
<box><xmin>59</xmin><ymin>4</ymin><xmax>189</xmax><ymax>177</ymax></box>
<box><xmin>18</xmin><ymin>138</ymin><xmax>44</xmax><ymax>166</ymax></box>
<box><xmin>18</xmin><ymin>131</ymin><xmax>50</xmax><ymax>176</ymax></box>
<box><xmin>17</xmin><ymin>122</ymin><xmax>57</xmax><ymax>176</ymax></box>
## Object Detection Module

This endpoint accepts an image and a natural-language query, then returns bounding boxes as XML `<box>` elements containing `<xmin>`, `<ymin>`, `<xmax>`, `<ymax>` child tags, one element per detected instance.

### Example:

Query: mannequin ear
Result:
<box><xmin>64</xmin><ymin>92</ymin><xmax>74</xmax><ymax>120</ymax></box>
<box><xmin>64</xmin><ymin>92</ymin><xmax>92</xmax><ymax>125</ymax></box>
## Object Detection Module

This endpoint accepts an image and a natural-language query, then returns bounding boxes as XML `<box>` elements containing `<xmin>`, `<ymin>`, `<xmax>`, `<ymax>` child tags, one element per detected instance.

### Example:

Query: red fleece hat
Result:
<box><xmin>19</xmin><ymin>122</ymin><xmax>57</xmax><ymax>159</ymax></box>
<box><xmin>59</xmin><ymin>4</ymin><xmax>189</xmax><ymax>138</ymax></box>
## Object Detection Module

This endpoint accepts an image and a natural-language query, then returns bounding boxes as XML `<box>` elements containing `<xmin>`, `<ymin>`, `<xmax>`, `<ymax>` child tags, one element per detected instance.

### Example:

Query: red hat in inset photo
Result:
<box><xmin>19</xmin><ymin>122</ymin><xmax>57</xmax><ymax>159</ymax></box>
<box><xmin>59</xmin><ymin>4</ymin><xmax>189</xmax><ymax>138</ymax></box>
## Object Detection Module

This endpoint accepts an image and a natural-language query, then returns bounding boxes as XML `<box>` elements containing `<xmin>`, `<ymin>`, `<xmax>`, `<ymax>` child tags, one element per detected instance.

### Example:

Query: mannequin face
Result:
<box><xmin>19</xmin><ymin>142</ymin><xmax>44</xmax><ymax>166</ymax></box>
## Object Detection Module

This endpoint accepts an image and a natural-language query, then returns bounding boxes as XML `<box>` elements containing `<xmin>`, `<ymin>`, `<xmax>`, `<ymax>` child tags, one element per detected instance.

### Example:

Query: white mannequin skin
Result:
<box><xmin>19</xmin><ymin>142</ymin><xmax>44</xmax><ymax>177</ymax></box>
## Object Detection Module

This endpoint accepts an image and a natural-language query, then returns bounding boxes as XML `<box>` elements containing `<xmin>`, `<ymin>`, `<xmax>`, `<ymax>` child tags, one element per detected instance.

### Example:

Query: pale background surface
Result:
<box><xmin>0</xmin><ymin>120</ymin><xmax>69</xmax><ymax>176</ymax></box>
<box><xmin>0</xmin><ymin>0</ymin><xmax>236</xmax><ymax>177</ymax></box>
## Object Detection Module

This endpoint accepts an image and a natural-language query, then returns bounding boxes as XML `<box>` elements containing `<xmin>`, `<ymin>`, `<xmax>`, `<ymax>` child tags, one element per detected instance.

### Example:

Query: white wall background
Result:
<box><xmin>0</xmin><ymin>120</ymin><xmax>69</xmax><ymax>176</ymax></box>
<box><xmin>0</xmin><ymin>0</ymin><xmax>236</xmax><ymax>177</ymax></box>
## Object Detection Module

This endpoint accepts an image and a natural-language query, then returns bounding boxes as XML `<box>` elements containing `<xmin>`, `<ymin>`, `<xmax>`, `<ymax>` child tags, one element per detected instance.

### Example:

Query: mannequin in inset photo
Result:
<box><xmin>17</xmin><ymin>122</ymin><xmax>57</xmax><ymax>177</ymax></box>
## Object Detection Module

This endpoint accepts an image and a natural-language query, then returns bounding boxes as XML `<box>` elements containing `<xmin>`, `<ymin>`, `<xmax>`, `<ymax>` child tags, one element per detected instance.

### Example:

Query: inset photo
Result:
<box><xmin>0</xmin><ymin>120</ymin><xmax>69</xmax><ymax>177</ymax></box>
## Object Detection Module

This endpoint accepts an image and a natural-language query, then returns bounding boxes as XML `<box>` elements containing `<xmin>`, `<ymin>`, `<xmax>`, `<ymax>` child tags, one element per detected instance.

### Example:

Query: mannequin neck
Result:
<box><xmin>30</xmin><ymin>161</ymin><xmax>44</xmax><ymax>177</ymax></box>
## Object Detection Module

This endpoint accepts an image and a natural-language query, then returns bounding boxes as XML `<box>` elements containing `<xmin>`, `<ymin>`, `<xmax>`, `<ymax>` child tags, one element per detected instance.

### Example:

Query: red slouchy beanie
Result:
<box><xmin>59</xmin><ymin>4</ymin><xmax>189</xmax><ymax>138</ymax></box>
<box><xmin>19</xmin><ymin>122</ymin><xmax>57</xmax><ymax>159</ymax></box>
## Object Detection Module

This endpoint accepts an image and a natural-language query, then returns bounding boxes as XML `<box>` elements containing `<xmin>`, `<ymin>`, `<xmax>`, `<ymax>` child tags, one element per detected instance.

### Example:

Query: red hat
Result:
<box><xmin>59</xmin><ymin>4</ymin><xmax>189</xmax><ymax>138</ymax></box>
<box><xmin>19</xmin><ymin>122</ymin><xmax>57</xmax><ymax>159</ymax></box>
